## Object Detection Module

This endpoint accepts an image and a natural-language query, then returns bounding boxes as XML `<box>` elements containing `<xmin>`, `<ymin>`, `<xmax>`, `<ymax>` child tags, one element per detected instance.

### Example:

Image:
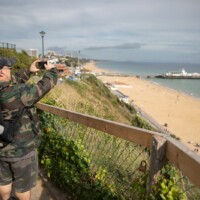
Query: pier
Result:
<box><xmin>94</xmin><ymin>71</ymin><xmax>200</xmax><ymax>79</ymax></box>
<box><xmin>95</xmin><ymin>72</ymin><xmax>157</xmax><ymax>78</ymax></box>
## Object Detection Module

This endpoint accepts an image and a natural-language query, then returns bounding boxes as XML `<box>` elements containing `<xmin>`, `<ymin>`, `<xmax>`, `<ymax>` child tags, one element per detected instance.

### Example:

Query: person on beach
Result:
<box><xmin>0</xmin><ymin>57</ymin><xmax>58</xmax><ymax>200</ymax></box>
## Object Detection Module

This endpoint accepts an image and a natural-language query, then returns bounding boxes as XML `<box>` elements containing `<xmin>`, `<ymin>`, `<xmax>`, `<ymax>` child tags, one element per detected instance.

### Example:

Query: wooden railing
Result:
<box><xmin>36</xmin><ymin>102</ymin><xmax>200</xmax><ymax>193</ymax></box>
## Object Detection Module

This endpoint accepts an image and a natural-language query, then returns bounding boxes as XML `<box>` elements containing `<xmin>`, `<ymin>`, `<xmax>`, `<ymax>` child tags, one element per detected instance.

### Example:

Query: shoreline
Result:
<box><xmin>145</xmin><ymin>78</ymin><xmax>200</xmax><ymax>102</ymax></box>
<box><xmin>83</xmin><ymin>62</ymin><xmax>200</xmax><ymax>153</ymax></box>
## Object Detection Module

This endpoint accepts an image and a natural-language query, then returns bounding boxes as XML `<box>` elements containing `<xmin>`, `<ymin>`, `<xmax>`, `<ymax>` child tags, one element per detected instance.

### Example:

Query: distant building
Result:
<box><xmin>25</xmin><ymin>49</ymin><xmax>38</xmax><ymax>57</ymax></box>
<box><xmin>47</xmin><ymin>51</ymin><xmax>63</xmax><ymax>58</ymax></box>
<box><xmin>55</xmin><ymin>64</ymin><xmax>70</xmax><ymax>76</ymax></box>
<box><xmin>47</xmin><ymin>51</ymin><xmax>56</xmax><ymax>57</ymax></box>
<box><xmin>49</xmin><ymin>58</ymin><xmax>59</xmax><ymax>64</ymax></box>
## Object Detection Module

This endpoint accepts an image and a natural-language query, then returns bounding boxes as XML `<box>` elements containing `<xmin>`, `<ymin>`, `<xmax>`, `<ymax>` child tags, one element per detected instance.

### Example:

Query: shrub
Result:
<box><xmin>150</xmin><ymin>164</ymin><xmax>186</xmax><ymax>200</ymax></box>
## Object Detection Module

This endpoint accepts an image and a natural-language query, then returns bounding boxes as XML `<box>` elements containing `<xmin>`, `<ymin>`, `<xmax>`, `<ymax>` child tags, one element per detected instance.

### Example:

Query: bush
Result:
<box><xmin>132</xmin><ymin>115</ymin><xmax>154</xmax><ymax>130</ymax></box>
<box><xmin>38</xmin><ymin>110</ymin><xmax>118</xmax><ymax>199</ymax></box>
<box><xmin>150</xmin><ymin>164</ymin><xmax>186</xmax><ymax>200</ymax></box>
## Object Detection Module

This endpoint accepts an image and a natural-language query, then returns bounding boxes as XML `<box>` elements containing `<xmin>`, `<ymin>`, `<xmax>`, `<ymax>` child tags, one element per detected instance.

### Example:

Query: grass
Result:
<box><xmin>42</xmin><ymin>74</ymin><xmax>141</xmax><ymax>126</ymax></box>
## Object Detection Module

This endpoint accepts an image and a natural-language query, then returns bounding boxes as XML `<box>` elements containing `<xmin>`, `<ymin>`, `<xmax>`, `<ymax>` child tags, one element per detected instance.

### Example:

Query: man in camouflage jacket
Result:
<box><xmin>0</xmin><ymin>57</ymin><xmax>58</xmax><ymax>200</ymax></box>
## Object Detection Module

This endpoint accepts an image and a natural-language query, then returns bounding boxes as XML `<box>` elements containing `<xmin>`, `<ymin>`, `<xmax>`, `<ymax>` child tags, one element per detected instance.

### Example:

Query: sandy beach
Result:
<box><xmin>83</xmin><ymin>62</ymin><xmax>200</xmax><ymax>152</ymax></box>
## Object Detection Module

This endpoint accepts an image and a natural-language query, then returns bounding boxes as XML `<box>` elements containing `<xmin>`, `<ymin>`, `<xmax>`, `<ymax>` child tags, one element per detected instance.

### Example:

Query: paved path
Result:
<box><xmin>30</xmin><ymin>169</ymin><xmax>70</xmax><ymax>200</ymax></box>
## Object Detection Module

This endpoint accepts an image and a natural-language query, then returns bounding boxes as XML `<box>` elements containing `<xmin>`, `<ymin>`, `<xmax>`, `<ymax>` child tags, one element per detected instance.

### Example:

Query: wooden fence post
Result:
<box><xmin>147</xmin><ymin>135</ymin><xmax>168</xmax><ymax>197</ymax></box>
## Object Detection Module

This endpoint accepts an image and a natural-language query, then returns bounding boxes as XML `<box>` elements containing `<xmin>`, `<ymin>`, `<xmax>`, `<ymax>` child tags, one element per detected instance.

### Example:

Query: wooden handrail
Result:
<box><xmin>166</xmin><ymin>137</ymin><xmax>200</xmax><ymax>188</ymax></box>
<box><xmin>36</xmin><ymin>102</ymin><xmax>161</xmax><ymax>147</ymax></box>
<box><xmin>36</xmin><ymin>102</ymin><xmax>200</xmax><ymax>188</ymax></box>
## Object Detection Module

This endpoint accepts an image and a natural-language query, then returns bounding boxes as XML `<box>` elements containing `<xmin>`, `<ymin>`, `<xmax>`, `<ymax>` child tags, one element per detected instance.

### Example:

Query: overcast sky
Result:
<box><xmin>0</xmin><ymin>0</ymin><xmax>200</xmax><ymax>63</ymax></box>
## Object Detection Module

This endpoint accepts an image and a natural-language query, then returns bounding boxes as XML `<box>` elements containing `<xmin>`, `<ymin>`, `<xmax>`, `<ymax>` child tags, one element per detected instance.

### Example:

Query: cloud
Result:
<box><xmin>85</xmin><ymin>43</ymin><xmax>142</xmax><ymax>51</ymax></box>
<box><xmin>0</xmin><ymin>0</ymin><xmax>200</xmax><ymax>63</ymax></box>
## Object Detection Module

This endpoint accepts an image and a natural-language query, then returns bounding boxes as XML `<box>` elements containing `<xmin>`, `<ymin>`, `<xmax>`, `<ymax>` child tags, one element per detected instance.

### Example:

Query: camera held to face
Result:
<box><xmin>37</xmin><ymin>61</ymin><xmax>47</xmax><ymax>69</ymax></box>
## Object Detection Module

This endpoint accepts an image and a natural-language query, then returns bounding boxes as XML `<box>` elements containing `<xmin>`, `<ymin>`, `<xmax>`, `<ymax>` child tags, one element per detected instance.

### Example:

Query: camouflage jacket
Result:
<box><xmin>0</xmin><ymin>68</ymin><xmax>58</xmax><ymax>158</ymax></box>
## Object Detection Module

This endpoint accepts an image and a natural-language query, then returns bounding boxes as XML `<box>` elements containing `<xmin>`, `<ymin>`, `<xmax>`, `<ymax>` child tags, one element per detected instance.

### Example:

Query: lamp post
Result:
<box><xmin>39</xmin><ymin>31</ymin><xmax>46</xmax><ymax>58</ymax></box>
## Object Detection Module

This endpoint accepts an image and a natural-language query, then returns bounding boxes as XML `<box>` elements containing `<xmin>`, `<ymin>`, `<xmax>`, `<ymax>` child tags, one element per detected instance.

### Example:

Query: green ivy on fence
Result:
<box><xmin>38</xmin><ymin>110</ymin><xmax>118</xmax><ymax>199</ymax></box>
<box><xmin>150</xmin><ymin>164</ymin><xmax>186</xmax><ymax>200</ymax></box>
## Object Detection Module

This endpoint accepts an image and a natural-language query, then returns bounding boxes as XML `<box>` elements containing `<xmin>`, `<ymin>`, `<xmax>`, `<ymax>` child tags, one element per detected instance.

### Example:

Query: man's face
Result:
<box><xmin>0</xmin><ymin>66</ymin><xmax>12</xmax><ymax>82</ymax></box>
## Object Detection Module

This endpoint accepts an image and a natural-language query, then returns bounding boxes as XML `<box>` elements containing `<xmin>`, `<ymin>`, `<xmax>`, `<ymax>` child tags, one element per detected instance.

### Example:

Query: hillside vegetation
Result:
<box><xmin>43</xmin><ymin>75</ymin><xmax>132</xmax><ymax>123</ymax></box>
<box><xmin>42</xmin><ymin>74</ymin><xmax>154</xmax><ymax>130</ymax></box>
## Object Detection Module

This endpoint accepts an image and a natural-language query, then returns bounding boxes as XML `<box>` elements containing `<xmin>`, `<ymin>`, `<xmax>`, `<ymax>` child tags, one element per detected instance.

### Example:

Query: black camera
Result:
<box><xmin>38</xmin><ymin>61</ymin><xmax>47</xmax><ymax>69</ymax></box>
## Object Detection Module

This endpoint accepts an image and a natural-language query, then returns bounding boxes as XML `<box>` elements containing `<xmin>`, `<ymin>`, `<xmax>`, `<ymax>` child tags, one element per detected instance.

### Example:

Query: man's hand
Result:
<box><xmin>44</xmin><ymin>61</ymin><xmax>55</xmax><ymax>70</ymax></box>
<box><xmin>30</xmin><ymin>60</ymin><xmax>40</xmax><ymax>73</ymax></box>
<box><xmin>30</xmin><ymin>60</ymin><xmax>55</xmax><ymax>72</ymax></box>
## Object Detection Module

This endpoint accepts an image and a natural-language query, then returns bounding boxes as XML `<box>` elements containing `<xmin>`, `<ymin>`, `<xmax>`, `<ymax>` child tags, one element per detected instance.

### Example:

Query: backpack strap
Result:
<box><xmin>0</xmin><ymin>105</ymin><xmax>5</xmax><ymax>135</ymax></box>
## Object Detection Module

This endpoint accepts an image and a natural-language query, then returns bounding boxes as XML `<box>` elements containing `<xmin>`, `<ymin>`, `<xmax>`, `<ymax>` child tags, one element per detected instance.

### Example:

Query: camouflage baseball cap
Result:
<box><xmin>0</xmin><ymin>57</ymin><xmax>15</xmax><ymax>69</ymax></box>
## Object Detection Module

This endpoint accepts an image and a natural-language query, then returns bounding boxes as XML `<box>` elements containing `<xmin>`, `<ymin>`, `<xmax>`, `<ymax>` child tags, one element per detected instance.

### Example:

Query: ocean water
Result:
<box><xmin>96</xmin><ymin>60</ymin><xmax>200</xmax><ymax>99</ymax></box>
